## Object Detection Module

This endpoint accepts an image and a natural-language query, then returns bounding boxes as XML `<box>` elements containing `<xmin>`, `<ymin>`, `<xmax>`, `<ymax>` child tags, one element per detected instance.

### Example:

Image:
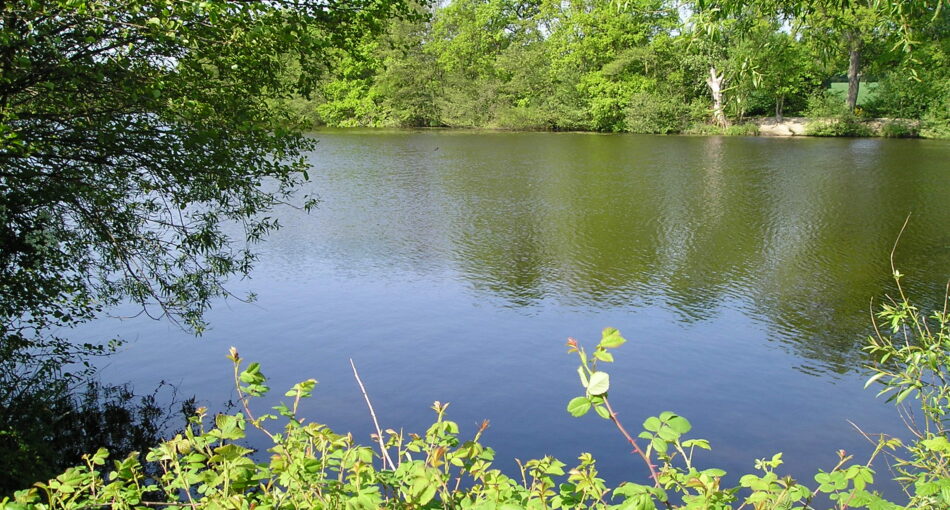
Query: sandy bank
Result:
<box><xmin>751</xmin><ymin>117</ymin><xmax>920</xmax><ymax>137</ymax></box>
<box><xmin>753</xmin><ymin>117</ymin><xmax>809</xmax><ymax>136</ymax></box>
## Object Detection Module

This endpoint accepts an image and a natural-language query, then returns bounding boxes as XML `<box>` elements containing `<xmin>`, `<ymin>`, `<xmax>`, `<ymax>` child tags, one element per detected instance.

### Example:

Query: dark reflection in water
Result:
<box><xmin>78</xmin><ymin>131</ymin><xmax>950</xmax><ymax>498</ymax></box>
<box><xmin>343</xmin><ymin>132</ymin><xmax>949</xmax><ymax>374</ymax></box>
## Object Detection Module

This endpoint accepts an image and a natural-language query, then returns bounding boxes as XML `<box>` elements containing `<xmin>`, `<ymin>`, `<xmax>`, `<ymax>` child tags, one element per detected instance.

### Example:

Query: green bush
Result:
<box><xmin>624</xmin><ymin>92</ymin><xmax>691</xmax><ymax>134</ymax></box>
<box><xmin>494</xmin><ymin>104</ymin><xmax>555</xmax><ymax>131</ymax></box>
<box><xmin>681</xmin><ymin>122</ymin><xmax>758</xmax><ymax>136</ymax></box>
<box><xmin>5</xmin><ymin>273</ymin><xmax>949</xmax><ymax>509</ymax></box>
<box><xmin>277</xmin><ymin>95</ymin><xmax>326</xmax><ymax>130</ymax></box>
<box><xmin>921</xmin><ymin>114</ymin><xmax>950</xmax><ymax>139</ymax></box>
<box><xmin>920</xmin><ymin>82</ymin><xmax>950</xmax><ymax>139</ymax></box>
<box><xmin>804</xmin><ymin>89</ymin><xmax>850</xmax><ymax>118</ymax></box>
<box><xmin>316</xmin><ymin>78</ymin><xmax>386</xmax><ymax>127</ymax></box>
<box><xmin>879</xmin><ymin>120</ymin><xmax>920</xmax><ymax>138</ymax></box>
<box><xmin>803</xmin><ymin>90</ymin><xmax>880</xmax><ymax>137</ymax></box>
<box><xmin>683</xmin><ymin>122</ymin><xmax>724</xmax><ymax>135</ymax></box>
<box><xmin>805</xmin><ymin>115</ymin><xmax>874</xmax><ymax>137</ymax></box>
<box><xmin>624</xmin><ymin>94</ymin><xmax>709</xmax><ymax>135</ymax></box>
<box><xmin>724</xmin><ymin>123</ymin><xmax>760</xmax><ymax>136</ymax></box>
<box><xmin>578</xmin><ymin>73</ymin><xmax>632</xmax><ymax>132</ymax></box>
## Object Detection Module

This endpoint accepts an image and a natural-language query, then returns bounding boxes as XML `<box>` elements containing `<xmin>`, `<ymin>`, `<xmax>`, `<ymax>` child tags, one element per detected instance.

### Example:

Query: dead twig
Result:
<box><xmin>350</xmin><ymin>359</ymin><xmax>395</xmax><ymax>470</ymax></box>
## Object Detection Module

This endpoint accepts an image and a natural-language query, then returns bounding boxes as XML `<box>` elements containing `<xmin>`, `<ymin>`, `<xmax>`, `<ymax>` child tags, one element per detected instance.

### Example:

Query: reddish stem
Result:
<box><xmin>603</xmin><ymin>397</ymin><xmax>659</xmax><ymax>485</ymax></box>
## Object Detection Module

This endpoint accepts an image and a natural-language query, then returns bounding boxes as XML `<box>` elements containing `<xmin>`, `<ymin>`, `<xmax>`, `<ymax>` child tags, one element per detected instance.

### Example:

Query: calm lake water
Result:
<box><xmin>79</xmin><ymin>131</ymin><xmax>950</xmax><ymax>495</ymax></box>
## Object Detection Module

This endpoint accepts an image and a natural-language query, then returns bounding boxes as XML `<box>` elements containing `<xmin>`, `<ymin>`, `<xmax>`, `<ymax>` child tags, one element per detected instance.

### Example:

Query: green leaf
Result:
<box><xmin>593</xmin><ymin>350</ymin><xmax>614</xmax><ymax>362</ymax></box>
<box><xmin>864</xmin><ymin>372</ymin><xmax>887</xmax><ymax>389</ymax></box>
<box><xmin>739</xmin><ymin>474</ymin><xmax>760</xmax><ymax>487</ymax></box>
<box><xmin>643</xmin><ymin>417</ymin><xmax>661</xmax><ymax>432</ymax></box>
<box><xmin>284</xmin><ymin>378</ymin><xmax>317</xmax><ymax>398</ymax></box>
<box><xmin>667</xmin><ymin>415</ymin><xmax>691</xmax><ymax>435</ymax></box>
<box><xmin>600</xmin><ymin>328</ymin><xmax>627</xmax><ymax>349</ymax></box>
<box><xmin>922</xmin><ymin>436</ymin><xmax>950</xmax><ymax>452</ymax></box>
<box><xmin>544</xmin><ymin>461</ymin><xmax>565</xmax><ymax>476</ymax></box>
<box><xmin>594</xmin><ymin>405</ymin><xmax>610</xmax><ymax>419</ymax></box>
<box><xmin>657</xmin><ymin>427</ymin><xmax>679</xmax><ymax>442</ymax></box>
<box><xmin>240</xmin><ymin>362</ymin><xmax>264</xmax><ymax>384</ymax></box>
<box><xmin>895</xmin><ymin>386</ymin><xmax>916</xmax><ymax>403</ymax></box>
<box><xmin>211</xmin><ymin>443</ymin><xmax>252</xmax><ymax>462</ymax></box>
<box><xmin>567</xmin><ymin>397</ymin><xmax>592</xmax><ymax>417</ymax></box>
<box><xmin>577</xmin><ymin>366</ymin><xmax>589</xmax><ymax>388</ymax></box>
<box><xmin>91</xmin><ymin>447</ymin><xmax>109</xmax><ymax>466</ymax></box>
<box><xmin>587</xmin><ymin>372</ymin><xmax>610</xmax><ymax>396</ymax></box>
<box><xmin>681</xmin><ymin>439</ymin><xmax>710</xmax><ymax>450</ymax></box>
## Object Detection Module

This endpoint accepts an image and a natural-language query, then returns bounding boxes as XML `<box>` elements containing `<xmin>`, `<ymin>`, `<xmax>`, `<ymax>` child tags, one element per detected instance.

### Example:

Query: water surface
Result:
<box><xmin>80</xmin><ymin>131</ymin><xmax>950</xmax><ymax>495</ymax></box>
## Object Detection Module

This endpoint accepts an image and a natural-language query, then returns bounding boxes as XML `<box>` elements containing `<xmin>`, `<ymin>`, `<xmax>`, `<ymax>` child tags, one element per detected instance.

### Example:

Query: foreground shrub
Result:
<box><xmin>5</xmin><ymin>270</ymin><xmax>949</xmax><ymax>509</ymax></box>
<box><xmin>863</xmin><ymin>266</ymin><xmax>950</xmax><ymax>508</ymax></box>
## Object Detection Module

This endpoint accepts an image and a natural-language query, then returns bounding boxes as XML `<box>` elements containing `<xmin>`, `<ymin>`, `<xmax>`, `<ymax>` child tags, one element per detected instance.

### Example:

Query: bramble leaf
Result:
<box><xmin>567</xmin><ymin>397</ymin><xmax>592</xmax><ymax>417</ymax></box>
<box><xmin>600</xmin><ymin>328</ymin><xmax>626</xmax><ymax>349</ymax></box>
<box><xmin>587</xmin><ymin>372</ymin><xmax>610</xmax><ymax>396</ymax></box>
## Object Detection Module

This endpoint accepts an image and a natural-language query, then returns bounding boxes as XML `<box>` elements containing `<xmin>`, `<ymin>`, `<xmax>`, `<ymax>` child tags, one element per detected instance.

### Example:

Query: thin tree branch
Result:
<box><xmin>349</xmin><ymin>358</ymin><xmax>395</xmax><ymax>470</ymax></box>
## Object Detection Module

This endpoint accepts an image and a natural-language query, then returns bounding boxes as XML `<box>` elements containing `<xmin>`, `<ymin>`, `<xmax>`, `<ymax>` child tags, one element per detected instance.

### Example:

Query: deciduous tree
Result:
<box><xmin>0</xmin><ymin>0</ymin><xmax>417</xmax><ymax>487</ymax></box>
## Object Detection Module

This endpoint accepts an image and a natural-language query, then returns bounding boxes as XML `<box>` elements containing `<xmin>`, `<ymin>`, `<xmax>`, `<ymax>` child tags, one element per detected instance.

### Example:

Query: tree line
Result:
<box><xmin>292</xmin><ymin>0</ymin><xmax>949</xmax><ymax>135</ymax></box>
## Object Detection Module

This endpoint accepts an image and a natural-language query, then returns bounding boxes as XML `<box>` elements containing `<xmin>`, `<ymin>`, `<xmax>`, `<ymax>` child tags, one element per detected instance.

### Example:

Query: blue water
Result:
<box><xmin>75</xmin><ymin>131</ymin><xmax>950</xmax><ymax>497</ymax></box>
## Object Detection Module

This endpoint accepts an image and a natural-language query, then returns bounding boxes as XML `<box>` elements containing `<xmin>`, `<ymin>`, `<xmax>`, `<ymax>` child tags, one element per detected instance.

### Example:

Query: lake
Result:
<box><xmin>78</xmin><ymin>130</ymin><xmax>950</xmax><ymax>496</ymax></box>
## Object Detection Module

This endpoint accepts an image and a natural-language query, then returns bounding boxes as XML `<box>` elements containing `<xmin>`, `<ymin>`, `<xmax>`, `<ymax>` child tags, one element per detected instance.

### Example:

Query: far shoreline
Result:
<box><xmin>309</xmin><ymin>117</ymin><xmax>937</xmax><ymax>139</ymax></box>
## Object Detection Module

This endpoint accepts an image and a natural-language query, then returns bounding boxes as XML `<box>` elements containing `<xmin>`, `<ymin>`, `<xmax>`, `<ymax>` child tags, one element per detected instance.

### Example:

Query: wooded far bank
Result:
<box><xmin>285</xmin><ymin>0</ymin><xmax>949</xmax><ymax>138</ymax></box>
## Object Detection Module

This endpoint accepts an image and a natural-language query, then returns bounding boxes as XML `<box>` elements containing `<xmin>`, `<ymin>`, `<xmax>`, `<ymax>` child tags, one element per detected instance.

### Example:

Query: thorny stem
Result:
<box><xmin>231</xmin><ymin>360</ymin><xmax>278</xmax><ymax>443</ymax></box>
<box><xmin>602</xmin><ymin>397</ymin><xmax>660</xmax><ymax>485</ymax></box>
<box><xmin>808</xmin><ymin>453</ymin><xmax>853</xmax><ymax>502</ymax></box>
<box><xmin>837</xmin><ymin>422</ymin><xmax>890</xmax><ymax>510</ymax></box>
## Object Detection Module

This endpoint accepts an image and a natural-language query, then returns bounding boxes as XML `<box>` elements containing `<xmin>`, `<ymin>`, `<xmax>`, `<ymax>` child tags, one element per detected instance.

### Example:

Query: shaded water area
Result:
<box><xmin>79</xmin><ymin>131</ymin><xmax>950</xmax><ymax>495</ymax></box>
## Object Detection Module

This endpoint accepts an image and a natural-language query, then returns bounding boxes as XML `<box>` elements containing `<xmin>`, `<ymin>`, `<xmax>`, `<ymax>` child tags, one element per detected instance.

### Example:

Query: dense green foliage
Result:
<box><xmin>4</xmin><ymin>294</ymin><xmax>948</xmax><ymax>509</ymax></box>
<box><xmin>293</xmin><ymin>0</ymin><xmax>949</xmax><ymax>135</ymax></box>
<box><xmin>0</xmin><ymin>0</ymin><xmax>416</xmax><ymax>492</ymax></box>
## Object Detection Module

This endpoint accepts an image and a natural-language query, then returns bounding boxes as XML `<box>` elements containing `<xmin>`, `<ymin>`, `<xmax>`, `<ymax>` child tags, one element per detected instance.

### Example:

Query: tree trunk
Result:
<box><xmin>706</xmin><ymin>66</ymin><xmax>728</xmax><ymax>128</ymax></box>
<box><xmin>775</xmin><ymin>94</ymin><xmax>785</xmax><ymax>121</ymax></box>
<box><xmin>846</xmin><ymin>32</ymin><xmax>862</xmax><ymax>113</ymax></box>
